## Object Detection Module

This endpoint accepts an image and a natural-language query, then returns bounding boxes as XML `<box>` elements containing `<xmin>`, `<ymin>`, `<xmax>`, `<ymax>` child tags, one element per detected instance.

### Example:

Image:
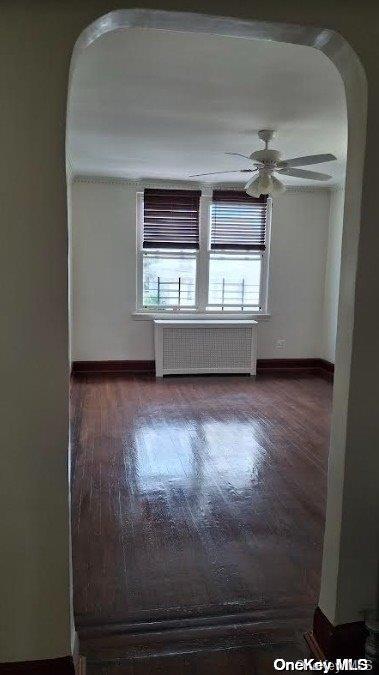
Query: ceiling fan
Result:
<box><xmin>189</xmin><ymin>129</ymin><xmax>337</xmax><ymax>197</ymax></box>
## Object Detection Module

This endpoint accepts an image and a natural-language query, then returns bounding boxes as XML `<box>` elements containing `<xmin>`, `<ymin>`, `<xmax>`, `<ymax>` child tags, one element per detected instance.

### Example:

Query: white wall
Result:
<box><xmin>72</xmin><ymin>181</ymin><xmax>154</xmax><ymax>360</ymax></box>
<box><xmin>71</xmin><ymin>180</ymin><xmax>332</xmax><ymax>361</ymax></box>
<box><xmin>261</xmin><ymin>188</ymin><xmax>331</xmax><ymax>358</ymax></box>
<box><xmin>321</xmin><ymin>188</ymin><xmax>344</xmax><ymax>362</ymax></box>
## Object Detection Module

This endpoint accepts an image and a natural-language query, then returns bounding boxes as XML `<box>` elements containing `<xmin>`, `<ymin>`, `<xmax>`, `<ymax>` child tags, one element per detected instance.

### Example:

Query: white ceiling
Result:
<box><xmin>67</xmin><ymin>28</ymin><xmax>347</xmax><ymax>187</ymax></box>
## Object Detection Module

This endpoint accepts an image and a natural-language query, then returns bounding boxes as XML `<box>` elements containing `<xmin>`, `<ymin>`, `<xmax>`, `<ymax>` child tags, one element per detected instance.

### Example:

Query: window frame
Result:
<box><xmin>136</xmin><ymin>189</ymin><xmax>271</xmax><ymax>316</ymax></box>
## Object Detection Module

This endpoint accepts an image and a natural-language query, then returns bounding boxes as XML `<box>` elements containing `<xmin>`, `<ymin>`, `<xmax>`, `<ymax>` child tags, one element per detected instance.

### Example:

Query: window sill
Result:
<box><xmin>132</xmin><ymin>311</ymin><xmax>271</xmax><ymax>321</ymax></box>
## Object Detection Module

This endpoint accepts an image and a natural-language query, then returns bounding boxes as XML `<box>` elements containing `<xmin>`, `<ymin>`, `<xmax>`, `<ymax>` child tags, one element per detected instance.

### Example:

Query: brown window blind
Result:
<box><xmin>211</xmin><ymin>191</ymin><xmax>268</xmax><ymax>251</ymax></box>
<box><xmin>143</xmin><ymin>189</ymin><xmax>201</xmax><ymax>249</ymax></box>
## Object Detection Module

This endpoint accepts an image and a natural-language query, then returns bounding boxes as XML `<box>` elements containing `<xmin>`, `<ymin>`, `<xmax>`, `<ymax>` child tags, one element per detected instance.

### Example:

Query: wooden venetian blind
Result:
<box><xmin>143</xmin><ymin>189</ymin><xmax>201</xmax><ymax>249</ymax></box>
<box><xmin>211</xmin><ymin>191</ymin><xmax>268</xmax><ymax>251</ymax></box>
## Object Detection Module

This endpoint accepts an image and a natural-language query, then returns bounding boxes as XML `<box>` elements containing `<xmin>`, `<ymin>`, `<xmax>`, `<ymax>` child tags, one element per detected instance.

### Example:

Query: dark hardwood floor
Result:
<box><xmin>71</xmin><ymin>374</ymin><xmax>331</xmax><ymax>668</ymax></box>
<box><xmin>86</xmin><ymin>639</ymin><xmax>310</xmax><ymax>674</ymax></box>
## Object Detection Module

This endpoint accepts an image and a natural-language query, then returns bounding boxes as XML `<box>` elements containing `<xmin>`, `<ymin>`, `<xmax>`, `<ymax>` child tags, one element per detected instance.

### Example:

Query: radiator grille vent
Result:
<box><xmin>155</xmin><ymin>321</ymin><xmax>257</xmax><ymax>376</ymax></box>
<box><xmin>162</xmin><ymin>326</ymin><xmax>251</xmax><ymax>371</ymax></box>
<box><xmin>154</xmin><ymin>322</ymin><xmax>257</xmax><ymax>376</ymax></box>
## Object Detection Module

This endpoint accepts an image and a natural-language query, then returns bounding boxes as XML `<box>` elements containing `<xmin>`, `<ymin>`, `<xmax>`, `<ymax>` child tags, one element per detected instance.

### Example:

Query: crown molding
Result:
<box><xmin>72</xmin><ymin>176</ymin><xmax>201</xmax><ymax>189</ymax></box>
<box><xmin>71</xmin><ymin>174</ymin><xmax>340</xmax><ymax>192</ymax></box>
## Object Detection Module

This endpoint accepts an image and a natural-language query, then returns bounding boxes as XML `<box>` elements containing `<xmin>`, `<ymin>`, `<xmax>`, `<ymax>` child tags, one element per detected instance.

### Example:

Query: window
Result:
<box><xmin>137</xmin><ymin>188</ymin><xmax>270</xmax><ymax>314</ymax></box>
<box><xmin>140</xmin><ymin>189</ymin><xmax>200</xmax><ymax>310</ymax></box>
<box><xmin>208</xmin><ymin>253</ymin><xmax>262</xmax><ymax>311</ymax></box>
<box><xmin>208</xmin><ymin>191</ymin><xmax>268</xmax><ymax>311</ymax></box>
<box><xmin>142</xmin><ymin>252</ymin><xmax>197</xmax><ymax>308</ymax></box>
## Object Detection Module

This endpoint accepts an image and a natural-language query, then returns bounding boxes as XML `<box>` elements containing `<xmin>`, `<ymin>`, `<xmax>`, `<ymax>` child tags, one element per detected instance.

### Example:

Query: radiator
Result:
<box><xmin>154</xmin><ymin>320</ymin><xmax>257</xmax><ymax>377</ymax></box>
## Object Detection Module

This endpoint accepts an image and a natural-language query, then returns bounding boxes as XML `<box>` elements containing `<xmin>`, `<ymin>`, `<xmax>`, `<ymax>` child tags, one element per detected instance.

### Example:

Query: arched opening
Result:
<box><xmin>67</xmin><ymin>7</ymin><xmax>366</xmax><ymax>668</ymax></box>
<box><xmin>6</xmin><ymin>1</ymin><xmax>379</xmax><ymax>670</ymax></box>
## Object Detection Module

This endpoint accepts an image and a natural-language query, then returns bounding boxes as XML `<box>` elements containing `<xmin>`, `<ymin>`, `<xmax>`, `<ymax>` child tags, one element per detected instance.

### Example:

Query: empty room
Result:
<box><xmin>5</xmin><ymin>0</ymin><xmax>379</xmax><ymax>673</ymax></box>
<box><xmin>68</xmin><ymin>20</ymin><xmax>347</xmax><ymax>673</ymax></box>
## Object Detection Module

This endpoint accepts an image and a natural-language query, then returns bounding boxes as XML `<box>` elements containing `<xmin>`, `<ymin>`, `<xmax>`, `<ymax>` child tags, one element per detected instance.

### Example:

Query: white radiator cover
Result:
<box><xmin>154</xmin><ymin>320</ymin><xmax>257</xmax><ymax>377</ymax></box>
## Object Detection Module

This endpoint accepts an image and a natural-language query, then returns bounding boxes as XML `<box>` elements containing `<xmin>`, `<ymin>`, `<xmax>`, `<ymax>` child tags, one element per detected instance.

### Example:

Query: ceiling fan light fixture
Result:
<box><xmin>258</xmin><ymin>172</ymin><xmax>273</xmax><ymax>193</ymax></box>
<box><xmin>270</xmin><ymin>175</ymin><xmax>286</xmax><ymax>194</ymax></box>
<box><xmin>245</xmin><ymin>175</ymin><xmax>262</xmax><ymax>198</ymax></box>
<box><xmin>245</xmin><ymin>171</ymin><xmax>285</xmax><ymax>198</ymax></box>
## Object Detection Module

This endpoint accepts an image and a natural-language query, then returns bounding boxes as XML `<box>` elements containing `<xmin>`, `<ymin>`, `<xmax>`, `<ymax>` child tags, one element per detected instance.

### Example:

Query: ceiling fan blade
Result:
<box><xmin>225</xmin><ymin>152</ymin><xmax>252</xmax><ymax>161</ymax></box>
<box><xmin>278</xmin><ymin>153</ymin><xmax>336</xmax><ymax>168</ymax></box>
<box><xmin>278</xmin><ymin>168</ymin><xmax>332</xmax><ymax>181</ymax></box>
<box><xmin>189</xmin><ymin>169</ymin><xmax>253</xmax><ymax>177</ymax></box>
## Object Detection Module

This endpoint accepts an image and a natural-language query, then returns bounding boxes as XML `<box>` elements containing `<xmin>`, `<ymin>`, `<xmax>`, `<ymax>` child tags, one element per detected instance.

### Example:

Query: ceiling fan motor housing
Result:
<box><xmin>250</xmin><ymin>148</ymin><xmax>281</xmax><ymax>164</ymax></box>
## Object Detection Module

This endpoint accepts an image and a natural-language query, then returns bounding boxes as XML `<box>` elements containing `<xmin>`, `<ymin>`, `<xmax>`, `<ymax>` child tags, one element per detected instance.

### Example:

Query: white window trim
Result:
<box><xmin>136</xmin><ymin>190</ymin><xmax>144</xmax><ymax>312</ymax></box>
<box><xmin>196</xmin><ymin>191</ymin><xmax>212</xmax><ymax>311</ymax></box>
<box><xmin>132</xmin><ymin>310</ymin><xmax>271</xmax><ymax>321</ymax></box>
<box><xmin>260</xmin><ymin>195</ymin><xmax>272</xmax><ymax>314</ymax></box>
<box><xmin>135</xmin><ymin>188</ymin><xmax>271</xmax><ymax>318</ymax></box>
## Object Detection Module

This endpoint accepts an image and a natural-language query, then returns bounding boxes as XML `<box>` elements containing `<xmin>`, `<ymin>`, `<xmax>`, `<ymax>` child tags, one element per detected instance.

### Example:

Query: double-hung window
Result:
<box><xmin>137</xmin><ymin>188</ymin><xmax>270</xmax><ymax>314</ymax></box>
<box><xmin>140</xmin><ymin>189</ymin><xmax>200</xmax><ymax>310</ymax></box>
<box><xmin>208</xmin><ymin>190</ymin><xmax>268</xmax><ymax>312</ymax></box>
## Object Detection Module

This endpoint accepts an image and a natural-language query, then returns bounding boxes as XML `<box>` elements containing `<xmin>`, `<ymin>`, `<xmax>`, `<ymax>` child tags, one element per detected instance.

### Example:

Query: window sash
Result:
<box><xmin>141</xmin><ymin>250</ymin><xmax>198</xmax><ymax>309</ymax></box>
<box><xmin>207</xmin><ymin>251</ymin><xmax>263</xmax><ymax>310</ymax></box>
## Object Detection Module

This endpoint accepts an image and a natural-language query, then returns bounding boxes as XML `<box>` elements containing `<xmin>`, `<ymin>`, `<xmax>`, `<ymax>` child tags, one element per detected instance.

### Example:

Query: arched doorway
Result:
<box><xmin>67</xmin><ymin>8</ymin><xmax>367</xmax><ymax>668</ymax></box>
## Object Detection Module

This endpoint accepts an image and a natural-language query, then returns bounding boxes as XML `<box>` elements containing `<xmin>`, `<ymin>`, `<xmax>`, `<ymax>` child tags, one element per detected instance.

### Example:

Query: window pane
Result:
<box><xmin>143</xmin><ymin>252</ymin><xmax>196</xmax><ymax>308</ymax></box>
<box><xmin>208</xmin><ymin>253</ymin><xmax>261</xmax><ymax>309</ymax></box>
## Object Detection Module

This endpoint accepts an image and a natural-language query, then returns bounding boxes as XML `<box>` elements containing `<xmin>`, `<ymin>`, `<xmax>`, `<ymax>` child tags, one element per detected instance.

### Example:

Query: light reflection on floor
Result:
<box><xmin>134</xmin><ymin>419</ymin><xmax>264</xmax><ymax>495</ymax></box>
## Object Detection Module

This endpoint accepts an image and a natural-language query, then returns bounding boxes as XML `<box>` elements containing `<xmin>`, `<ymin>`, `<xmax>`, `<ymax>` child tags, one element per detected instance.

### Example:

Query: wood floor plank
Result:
<box><xmin>86</xmin><ymin>637</ymin><xmax>309</xmax><ymax>674</ymax></box>
<box><xmin>71</xmin><ymin>374</ymin><xmax>331</xmax><ymax>629</ymax></box>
